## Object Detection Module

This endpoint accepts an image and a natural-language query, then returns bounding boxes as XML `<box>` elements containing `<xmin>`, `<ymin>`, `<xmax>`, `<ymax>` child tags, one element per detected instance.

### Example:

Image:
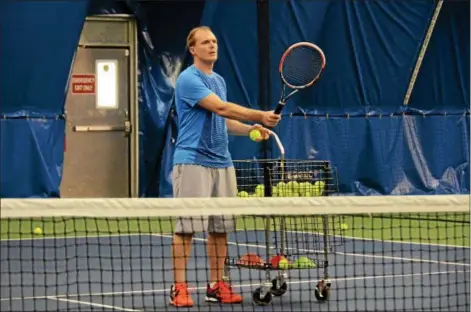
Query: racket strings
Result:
<box><xmin>281</xmin><ymin>46</ymin><xmax>323</xmax><ymax>87</ymax></box>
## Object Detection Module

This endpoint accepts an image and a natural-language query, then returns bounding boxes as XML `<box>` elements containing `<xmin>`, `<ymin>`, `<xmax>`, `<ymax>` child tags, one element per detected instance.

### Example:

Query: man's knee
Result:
<box><xmin>207</xmin><ymin>232</ymin><xmax>227</xmax><ymax>238</ymax></box>
<box><xmin>208</xmin><ymin>216</ymin><xmax>236</xmax><ymax>233</ymax></box>
<box><xmin>172</xmin><ymin>233</ymin><xmax>193</xmax><ymax>250</ymax></box>
<box><xmin>177</xmin><ymin>216</ymin><xmax>209</xmax><ymax>233</ymax></box>
<box><xmin>173</xmin><ymin>232</ymin><xmax>194</xmax><ymax>239</ymax></box>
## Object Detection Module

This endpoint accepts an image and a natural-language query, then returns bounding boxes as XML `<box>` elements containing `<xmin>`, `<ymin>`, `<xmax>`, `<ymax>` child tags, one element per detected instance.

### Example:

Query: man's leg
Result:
<box><xmin>205</xmin><ymin>166</ymin><xmax>242</xmax><ymax>304</ymax></box>
<box><xmin>170</xmin><ymin>165</ymin><xmax>212</xmax><ymax>307</ymax></box>
<box><xmin>172</xmin><ymin>233</ymin><xmax>193</xmax><ymax>284</ymax></box>
<box><xmin>207</xmin><ymin>232</ymin><xmax>228</xmax><ymax>284</ymax></box>
<box><xmin>170</xmin><ymin>231</ymin><xmax>196</xmax><ymax>308</ymax></box>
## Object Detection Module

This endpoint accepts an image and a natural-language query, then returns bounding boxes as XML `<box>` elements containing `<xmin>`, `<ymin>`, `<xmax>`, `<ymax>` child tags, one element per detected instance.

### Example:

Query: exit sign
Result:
<box><xmin>71</xmin><ymin>74</ymin><xmax>95</xmax><ymax>94</ymax></box>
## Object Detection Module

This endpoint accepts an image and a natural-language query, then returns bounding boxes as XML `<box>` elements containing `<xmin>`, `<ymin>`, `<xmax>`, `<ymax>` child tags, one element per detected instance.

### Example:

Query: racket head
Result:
<box><xmin>278</xmin><ymin>42</ymin><xmax>326</xmax><ymax>89</ymax></box>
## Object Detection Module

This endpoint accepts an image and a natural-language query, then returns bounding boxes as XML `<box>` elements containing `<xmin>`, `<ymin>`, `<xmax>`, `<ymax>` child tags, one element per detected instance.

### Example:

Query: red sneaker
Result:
<box><xmin>169</xmin><ymin>283</ymin><xmax>194</xmax><ymax>307</ymax></box>
<box><xmin>205</xmin><ymin>281</ymin><xmax>243</xmax><ymax>304</ymax></box>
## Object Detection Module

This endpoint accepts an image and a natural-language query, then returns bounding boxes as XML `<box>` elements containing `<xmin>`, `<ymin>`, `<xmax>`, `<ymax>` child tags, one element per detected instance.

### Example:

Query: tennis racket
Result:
<box><xmin>274</xmin><ymin>42</ymin><xmax>326</xmax><ymax>114</ymax></box>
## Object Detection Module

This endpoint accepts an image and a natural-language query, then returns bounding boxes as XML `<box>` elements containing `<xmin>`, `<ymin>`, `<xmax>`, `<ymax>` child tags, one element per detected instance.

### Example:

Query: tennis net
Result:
<box><xmin>1</xmin><ymin>195</ymin><xmax>469</xmax><ymax>311</ymax></box>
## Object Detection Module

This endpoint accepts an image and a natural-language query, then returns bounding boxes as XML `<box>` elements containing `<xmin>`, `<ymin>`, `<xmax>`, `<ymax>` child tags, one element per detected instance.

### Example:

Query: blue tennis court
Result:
<box><xmin>1</xmin><ymin>230</ymin><xmax>469</xmax><ymax>312</ymax></box>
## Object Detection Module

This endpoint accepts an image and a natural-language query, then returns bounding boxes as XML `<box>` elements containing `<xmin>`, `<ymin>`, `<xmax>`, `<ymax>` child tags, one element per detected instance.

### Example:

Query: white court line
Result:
<box><xmin>284</xmin><ymin>229</ymin><xmax>471</xmax><ymax>249</ymax></box>
<box><xmin>0</xmin><ymin>233</ymin><xmax>142</xmax><ymax>242</ymax></box>
<box><xmin>153</xmin><ymin>234</ymin><xmax>470</xmax><ymax>267</ymax></box>
<box><xmin>48</xmin><ymin>297</ymin><xmax>141</xmax><ymax>312</ymax></box>
<box><xmin>2</xmin><ymin>270</ymin><xmax>466</xmax><ymax>301</ymax></box>
<box><xmin>274</xmin><ymin>246</ymin><xmax>470</xmax><ymax>267</ymax></box>
<box><xmin>1</xmin><ymin>227</ymin><xmax>468</xmax><ymax>249</ymax></box>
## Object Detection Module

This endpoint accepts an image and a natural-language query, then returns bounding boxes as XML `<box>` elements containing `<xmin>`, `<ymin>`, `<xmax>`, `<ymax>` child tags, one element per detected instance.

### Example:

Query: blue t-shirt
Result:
<box><xmin>173</xmin><ymin>65</ymin><xmax>232</xmax><ymax>168</ymax></box>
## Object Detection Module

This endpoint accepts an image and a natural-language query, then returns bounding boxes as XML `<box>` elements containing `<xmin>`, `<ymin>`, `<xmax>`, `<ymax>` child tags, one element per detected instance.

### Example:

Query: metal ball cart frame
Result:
<box><xmin>224</xmin><ymin>130</ymin><xmax>343</xmax><ymax>306</ymax></box>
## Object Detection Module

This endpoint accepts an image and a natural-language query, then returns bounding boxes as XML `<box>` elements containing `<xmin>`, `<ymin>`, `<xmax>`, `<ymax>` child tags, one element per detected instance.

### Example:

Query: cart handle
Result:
<box><xmin>267</xmin><ymin>130</ymin><xmax>285</xmax><ymax>159</ymax></box>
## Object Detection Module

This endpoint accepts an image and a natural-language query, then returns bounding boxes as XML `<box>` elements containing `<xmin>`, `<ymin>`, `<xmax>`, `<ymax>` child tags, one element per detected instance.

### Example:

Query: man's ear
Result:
<box><xmin>189</xmin><ymin>47</ymin><xmax>195</xmax><ymax>55</ymax></box>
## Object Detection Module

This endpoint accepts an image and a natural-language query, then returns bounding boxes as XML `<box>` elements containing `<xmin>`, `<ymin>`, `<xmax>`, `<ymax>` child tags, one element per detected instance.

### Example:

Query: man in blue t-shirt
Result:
<box><xmin>169</xmin><ymin>26</ymin><xmax>281</xmax><ymax>308</ymax></box>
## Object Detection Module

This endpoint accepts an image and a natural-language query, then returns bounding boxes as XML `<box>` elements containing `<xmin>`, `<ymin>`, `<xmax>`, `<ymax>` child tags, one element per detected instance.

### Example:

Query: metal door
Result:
<box><xmin>61</xmin><ymin>47</ymin><xmax>131</xmax><ymax>197</ymax></box>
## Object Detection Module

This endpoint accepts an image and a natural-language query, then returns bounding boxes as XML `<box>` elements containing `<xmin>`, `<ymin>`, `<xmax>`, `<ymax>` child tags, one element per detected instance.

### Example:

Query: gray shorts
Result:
<box><xmin>172</xmin><ymin>164</ymin><xmax>237</xmax><ymax>234</ymax></box>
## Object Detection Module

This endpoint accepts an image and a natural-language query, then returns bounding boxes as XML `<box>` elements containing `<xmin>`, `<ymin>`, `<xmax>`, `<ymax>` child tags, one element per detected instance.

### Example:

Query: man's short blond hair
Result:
<box><xmin>186</xmin><ymin>26</ymin><xmax>212</xmax><ymax>49</ymax></box>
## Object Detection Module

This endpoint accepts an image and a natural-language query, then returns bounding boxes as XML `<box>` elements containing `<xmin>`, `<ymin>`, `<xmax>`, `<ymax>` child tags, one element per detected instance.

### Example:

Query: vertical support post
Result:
<box><xmin>257</xmin><ymin>0</ymin><xmax>273</xmax><ymax>197</ymax></box>
<box><xmin>257</xmin><ymin>0</ymin><xmax>270</xmax><ymax>112</ymax></box>
<box><xmin>403</xmin><ymin>0</ymin><xmax>443</xmax><ymax>105</ymax></box>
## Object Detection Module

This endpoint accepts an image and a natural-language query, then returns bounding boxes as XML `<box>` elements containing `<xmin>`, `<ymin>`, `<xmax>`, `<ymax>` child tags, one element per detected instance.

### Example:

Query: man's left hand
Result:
<box><xmin>249</xmin><ymin>124</ymin><xmax>271</xmax><ymax>142</ymax></box>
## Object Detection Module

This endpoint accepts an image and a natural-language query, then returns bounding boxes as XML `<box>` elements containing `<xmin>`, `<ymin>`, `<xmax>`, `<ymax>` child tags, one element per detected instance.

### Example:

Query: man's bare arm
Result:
<box><xmin>226</xmin><ymin>119</ymin><xmax>252</xmax><ymax>136</ymax></box>
<box><xmin>198</xmin><ymin>93</ymin><xmax>264</xmax><ymax>123</ymax></box>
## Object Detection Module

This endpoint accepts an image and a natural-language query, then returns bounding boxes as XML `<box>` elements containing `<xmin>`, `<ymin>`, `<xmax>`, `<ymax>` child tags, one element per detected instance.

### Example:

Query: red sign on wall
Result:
<box><xmin>71</xmin><ymin>74</ymin><xmax>95</xmax><ymax>94</ymax></box>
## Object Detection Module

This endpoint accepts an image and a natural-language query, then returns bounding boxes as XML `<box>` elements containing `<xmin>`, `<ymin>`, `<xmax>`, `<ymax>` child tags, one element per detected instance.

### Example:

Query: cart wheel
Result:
<box><xmin>252</xmin><ymin>287</ymin><xmax>272</xmax><ymax>306</ymax></box>
<box><xmin>270</xmin><ymin>277</ymin><xmax>288</xmax><ymax>296</ymax></box>
<box><xmin>314</xmin><ymin>280</ymin><xmax>331</xmax><ymax>302</ymax></box>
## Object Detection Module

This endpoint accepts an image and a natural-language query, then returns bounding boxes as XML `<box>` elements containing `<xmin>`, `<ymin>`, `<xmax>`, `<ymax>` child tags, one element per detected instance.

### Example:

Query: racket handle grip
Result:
<box><xmin>274</xmin><ymin>102</ymin><xmax>285</xmax><ymax>115</ymax></box>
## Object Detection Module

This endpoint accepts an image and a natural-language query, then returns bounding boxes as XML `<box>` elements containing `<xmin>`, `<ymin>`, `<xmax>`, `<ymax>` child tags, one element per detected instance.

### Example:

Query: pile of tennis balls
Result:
<box><xmin>271</xmin><ymin>255</ymin><xmax>317</xmax><ymax>269</ymax></box>
<box><xmin>237</xmin><ymin>180</ymin><xmax>326</xmax><ymax>198</ymax></box>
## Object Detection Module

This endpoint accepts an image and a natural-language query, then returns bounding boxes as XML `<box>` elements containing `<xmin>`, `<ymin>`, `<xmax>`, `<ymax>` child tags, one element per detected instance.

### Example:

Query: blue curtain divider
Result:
<box><xmin>0</xmin><ymin>0</ymin><xmax>468</xmax><ymax>198</ymax></box>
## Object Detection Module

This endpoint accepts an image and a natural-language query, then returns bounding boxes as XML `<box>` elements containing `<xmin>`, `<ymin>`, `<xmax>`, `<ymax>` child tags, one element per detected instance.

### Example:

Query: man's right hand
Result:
<box><xmin>261</xmin><ymin>111</ymin><xmax>281</xmax><ymax>128</ymax></box>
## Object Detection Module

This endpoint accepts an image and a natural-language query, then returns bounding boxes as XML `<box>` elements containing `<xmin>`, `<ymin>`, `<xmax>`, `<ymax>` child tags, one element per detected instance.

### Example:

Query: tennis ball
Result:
<box><xmin>298</xmin><ymin>182</ymin><xmax>310</xmax><ymax>196</ymax></box>
<box><xmin>270</xmin><ymin>255</ymin><xmax>286</xmax><ymax>267</ymax></box>
<box><xmin>249</xmin><ymin>129</ymin><xmax>262</xmax><ymax>141</ymax></box>
<box><xmin>278</xmin><ymin>258</ymin><xmax>290</xmax><ymax>270</ymax></box>
<box><xmin>313</xmin><ymin>181</ymin><xmax>325</xmax><ymax>196</ymax></box>
<box><xmin>33</xmin><ymin>227</ymin><xmax>42</xmax><ymax>235</ymax></box>
<box><xmin>286</xmin><ymin>181</ymin><xmax>299</xmax><ymax>193</ymax></box>
<box><xmin>276</xmin><ymin>182</ymin><xmax>286</xmax><ymax>191</ymax></box>
<box><xmin>340</xmin><ymin>223</ymin><xmax>349</xmax><ymax>230</ymax></box>
<box><xmin>253</xmin><ymin>185</ymin><xmax>264</xmax><ymax>197</ymax></box>
<box><xmin>284</xmin><ymin>189</ymin><xmax>293</xmax><ymax>197</ymax></box>
<box><xmin>255</xmin><ymin>184</ymin><xmax>265</xmax><ymax>196</ymax></box>
<box><xmin>293</xmin><ymin>256</ymin><xmax>316</xmax><ymax>269</ymax></box>
<box><xmin>238</xmin><ymin>191</ymin><xmax>249</xmax><ymax>198</ymax></box>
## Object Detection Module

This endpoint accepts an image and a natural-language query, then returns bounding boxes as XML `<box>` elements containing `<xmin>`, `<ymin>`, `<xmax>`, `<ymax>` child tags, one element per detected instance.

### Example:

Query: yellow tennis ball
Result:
<box><xmin>238</xmin><ymin>191</ymin><xmax>249</xmax><ymax>198</ymax></box>
<box><xmin>278</xmin><ymin>258</ymin><xmax>290</xmax><ymax>270</ymax></box>
<box><xmin>33</xmin><ymin>227</ymin><xmax>42</xmax><ymax>235</ymax></box>
<box><xmin>340</xmin><ymin>223</ymin><xmax>349</xmax><ymax>230</ymax></box>
<box><xmin>249</xmin><ymin>129</ymin><xmax>262</xmax><ymax>141</ymax></box>
<box><xmin>254</xmin><ymin>184</ymin><xmax>265</xmax><ymax>197</ymax></box>
<box><xmin>313</xmin><ymin>181</ymin><xmax>325</xmax><ymax>196</ymax></box>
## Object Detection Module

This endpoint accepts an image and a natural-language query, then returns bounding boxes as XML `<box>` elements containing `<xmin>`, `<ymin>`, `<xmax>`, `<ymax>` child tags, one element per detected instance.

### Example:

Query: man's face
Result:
<box><xmin>190</xmin><ymin>29</ymin><xmax>218</xmax><ymax>63</ymax></box>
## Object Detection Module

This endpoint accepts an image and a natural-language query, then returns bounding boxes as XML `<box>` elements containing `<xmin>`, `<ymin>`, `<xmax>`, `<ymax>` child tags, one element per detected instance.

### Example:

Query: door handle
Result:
<box><xmin>73</xmin><ymin>121</ymin><xmax>132</xmax><ymax>135</ymax></box>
